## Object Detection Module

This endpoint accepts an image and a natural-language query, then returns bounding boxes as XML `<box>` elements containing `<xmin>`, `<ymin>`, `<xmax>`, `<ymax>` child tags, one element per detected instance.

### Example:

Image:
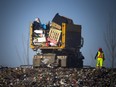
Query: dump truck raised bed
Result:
<box><xmin>30</xmin><ymin>13</ymin><xmax>84</xmax><ymax>68</ymax></box>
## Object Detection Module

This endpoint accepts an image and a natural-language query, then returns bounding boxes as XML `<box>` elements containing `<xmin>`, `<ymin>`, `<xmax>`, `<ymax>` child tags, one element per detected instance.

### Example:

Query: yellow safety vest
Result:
<box><xmin>97</xmin><ymin>51</ymin><xmax>103</xmax><ymax>58</ymax></box>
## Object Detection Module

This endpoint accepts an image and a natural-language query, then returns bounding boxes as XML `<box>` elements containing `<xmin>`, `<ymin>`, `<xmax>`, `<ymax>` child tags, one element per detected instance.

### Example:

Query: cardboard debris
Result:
<box><xmin>47</xmin><ymin>28</ymin><xmax>61</xmax><ymax>45</ymax></box>
<box><xmin>51</xmin><ymin>22</ymin><xmax>61</xmax><ymax>30</ymax></box>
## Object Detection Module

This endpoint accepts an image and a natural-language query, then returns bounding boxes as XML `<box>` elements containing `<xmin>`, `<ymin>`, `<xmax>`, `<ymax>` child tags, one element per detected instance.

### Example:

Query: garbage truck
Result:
<box><xmin>30</xmin><ymin>13</ymin><xmax>84</xmax><ymax>68</ymax></box>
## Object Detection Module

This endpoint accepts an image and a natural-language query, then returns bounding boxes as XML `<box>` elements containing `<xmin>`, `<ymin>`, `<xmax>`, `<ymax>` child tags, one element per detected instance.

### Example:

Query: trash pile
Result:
<box><xmin>0</xmin><ymin>67</ymin><xmax>116</xmax><ymax>87</ymax></box>
<box><xmin>32</xmin><ymin>13</ymin><xmax>73</xmax><ymax>47</ymax></box>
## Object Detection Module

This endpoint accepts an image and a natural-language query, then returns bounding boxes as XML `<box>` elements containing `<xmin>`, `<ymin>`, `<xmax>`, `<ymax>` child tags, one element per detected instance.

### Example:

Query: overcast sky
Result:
<box><xmin>0</xmin><ymin>0</ymin><xmax>116</xmax><ymax>67</ymax></box>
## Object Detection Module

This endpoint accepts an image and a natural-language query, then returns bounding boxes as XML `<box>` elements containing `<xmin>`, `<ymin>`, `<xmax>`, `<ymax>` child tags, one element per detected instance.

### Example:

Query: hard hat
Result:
<box><xmin>99</xmin><ymin>48</ymin><xmax>102</xmax><ymax>51</ymax></box>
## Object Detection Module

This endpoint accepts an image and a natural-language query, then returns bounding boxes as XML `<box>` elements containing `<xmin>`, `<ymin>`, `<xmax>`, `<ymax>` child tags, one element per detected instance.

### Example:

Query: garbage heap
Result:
<box><xmin>32</xmin><ymin>13</ymin><xmax>74</xmax><ymax>47</ymax></box>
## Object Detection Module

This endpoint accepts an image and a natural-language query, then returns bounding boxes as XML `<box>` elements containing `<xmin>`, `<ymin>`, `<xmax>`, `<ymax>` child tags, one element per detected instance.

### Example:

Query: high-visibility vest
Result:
<box><xmin>97</xmin><ymin>51</ymin><xmax>104</xmax><ymax>58</ymax></box>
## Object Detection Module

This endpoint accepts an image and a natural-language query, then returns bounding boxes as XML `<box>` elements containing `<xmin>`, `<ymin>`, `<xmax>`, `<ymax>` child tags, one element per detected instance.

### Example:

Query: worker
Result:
<box><xmin>95</xmin><ymin>48</ymin><xmax>105</xmax><ymax>69</ymax></box>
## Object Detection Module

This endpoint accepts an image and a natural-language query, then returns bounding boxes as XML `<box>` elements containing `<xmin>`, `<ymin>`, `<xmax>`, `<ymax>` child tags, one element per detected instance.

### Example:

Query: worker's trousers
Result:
<box><xmin>96</xmin><ymin>58</ymin><xmax>103</xmax><ymax>67</ymax></box>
